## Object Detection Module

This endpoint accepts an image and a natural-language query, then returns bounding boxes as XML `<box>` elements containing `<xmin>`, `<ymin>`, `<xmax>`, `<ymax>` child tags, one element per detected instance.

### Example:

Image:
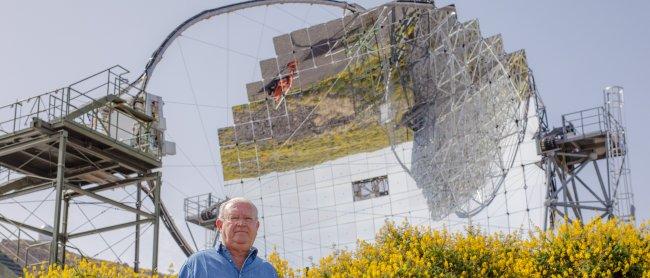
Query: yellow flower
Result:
<box><xmin>270</xmin><ymin>219</ymin><xmax>649</xmax><ymax>277</ymax></box>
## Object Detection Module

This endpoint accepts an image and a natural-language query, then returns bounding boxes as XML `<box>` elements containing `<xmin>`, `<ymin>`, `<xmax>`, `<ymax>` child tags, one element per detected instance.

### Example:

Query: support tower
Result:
<box><xmin>0</xmin><ymin>66</ymin><xmax>190</xmax><ymax>272</ymax></box>
<box><xmin>539</xmin><ymin>86</ymin><xmax>635</xmax><ymax>229</ymax></box>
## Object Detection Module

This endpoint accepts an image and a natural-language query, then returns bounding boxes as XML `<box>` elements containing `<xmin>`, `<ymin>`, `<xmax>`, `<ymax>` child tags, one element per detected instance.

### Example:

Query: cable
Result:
<box><xmin>233</xmin><ymin>10</ymin><xmax>284</xmax><ymax>35</ymax></box>
<box><xmin>161</xmin><ymin>100</ymin><xmax>230</xmax><ymax>110</ymax></box>
<box><xmin>68</xmin><ymin>189</ymin><xmax>139</xmax><ymax>233</ymax></box>
<box><xmin>115</xmin><ymin>223</ymin><xmax>153</xmax><ymax>259</ymax></box>
<box><xmin>162</xmin><ymin>179</ymin><xmax>190</xmax><ymax>198</ymax></box>
<box><xmin>74</xmin><ymin>202</ymin><xmax>124</xmax><ymax>263</ymax></box>
<box><xmin>180</xmin><ymin>34</ymin><xmax>260</xmax><ymax>61</ymax></box>
<box><xmin>177</xmin><ymin>41</ymin><xmax>221</xmax><ymax>184</ymax></box>
<box><xmin>250</xmin><ymin>6</ymin><xmax>269</xmax><ymax>81</ymax></box>
<box><xmin>164</xmin><ymin>132</ymin><xmax>223</xmax><ymax>197</ymax></box>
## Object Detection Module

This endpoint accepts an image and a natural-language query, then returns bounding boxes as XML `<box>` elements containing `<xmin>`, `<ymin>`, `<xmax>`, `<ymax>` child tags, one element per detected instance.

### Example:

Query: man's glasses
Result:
<box><xmin>223</xmin><ymin>216</ymin><xmax>257</xmax><ymax>224</ymax></box>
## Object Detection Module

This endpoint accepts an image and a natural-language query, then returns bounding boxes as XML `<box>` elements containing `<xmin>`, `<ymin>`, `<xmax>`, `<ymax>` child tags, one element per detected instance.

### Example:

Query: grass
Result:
<box><xmin>220</xmin><ymin>122</ymin><xmax>410</xmax><ymax>181</ymax></box>
<box><xmin>217</xmin><ymin>38</ymin><xmax>425</xmax><ymax>180</ymax></box>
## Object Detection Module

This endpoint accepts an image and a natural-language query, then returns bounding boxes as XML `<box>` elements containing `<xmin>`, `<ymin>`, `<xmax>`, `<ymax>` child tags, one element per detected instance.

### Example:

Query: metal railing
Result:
<box><xmin>561</xmin><ymin>106</ymin><xmax>606</xmax><ymax>137</ymax></box>
<box><xmin>560</xmin><ymin>106</ymin><xmax>623</xmax><ymax>138</ymax></box>
<box><xmin>184</xmin><ymin>193</ymin><xmax>222</xmax><ymax>222</ymax></box>
<box><xmin>23</xmin><ymin>242</ymin><xmax>85</xmax><ymax>269</ymax></box>
<box><xmin>0</xmin><ymin>65</ymin><xmax>162</xmax><ymax>159</ymax></box>
<box><xmin>0</xmin><ymin>167</ymin><xmax>41</xmax><ymax>267</ymax></box>
<box><xmin>0</xmin><ymin>228</ymin><xmax>43</xmax><ymax>268</ymax></box>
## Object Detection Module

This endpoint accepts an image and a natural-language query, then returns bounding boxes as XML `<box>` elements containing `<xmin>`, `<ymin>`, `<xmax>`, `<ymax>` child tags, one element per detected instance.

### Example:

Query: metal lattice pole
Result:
<box><xmin>49</xmin><ymin>130</ymin><xmax>68</xmax><ymax>265</ymax></box>
<box><xmin>151</xmin><ymin>173</ymin><xmax>161</xmax><ymax>273</ymax></box>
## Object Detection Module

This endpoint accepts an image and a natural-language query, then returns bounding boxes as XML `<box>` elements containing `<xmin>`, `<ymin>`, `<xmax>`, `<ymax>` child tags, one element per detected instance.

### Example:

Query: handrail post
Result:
<box><xmin>66</xmin><ymin>88</ymin><xmax>71</xmax><ymax>116</ymax></box>
<box><xmin>13</xmin><ymin>103</ymin><xmax>18</xmax><ymax>133</ymax></box>
<box><xmin>106</xmin><ymin>69</ymin><xmax>111</xmax><ymax>96</ymax></box>
<box><xmin>36</xmin><ymin>97</ymin><xmax>42</xmax><ymax>122</ymax></box>
<box><xmin>580</xmin><ymin>110</ymin><xmax>585</xmax><ymax>135</ymax></box>
<box><xmin>25</xmin><ymin>244</ymin><xmax>34</xmax><ymax>267</ymax></box>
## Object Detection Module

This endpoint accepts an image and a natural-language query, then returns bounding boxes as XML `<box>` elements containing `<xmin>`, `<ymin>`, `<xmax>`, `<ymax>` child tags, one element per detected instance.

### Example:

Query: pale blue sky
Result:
<box><xmin>1</xmin><ymin>0</ymin><xmax>648</xmax><ymax>271</ymax></box>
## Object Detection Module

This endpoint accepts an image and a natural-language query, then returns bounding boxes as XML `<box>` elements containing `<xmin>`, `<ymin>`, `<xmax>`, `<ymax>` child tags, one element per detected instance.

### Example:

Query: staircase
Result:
<box><xmin>0</xmin><ymin>249</ymin><xmax>22</xmax><ymax>277</ymax></box>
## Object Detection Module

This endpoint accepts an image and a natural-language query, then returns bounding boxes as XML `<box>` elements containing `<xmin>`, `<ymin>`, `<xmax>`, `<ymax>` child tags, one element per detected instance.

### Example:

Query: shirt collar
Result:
<box><xmin>217</xmin><ymin>242</ymin><xmax>259</xmax><ymax>264</ymax></box>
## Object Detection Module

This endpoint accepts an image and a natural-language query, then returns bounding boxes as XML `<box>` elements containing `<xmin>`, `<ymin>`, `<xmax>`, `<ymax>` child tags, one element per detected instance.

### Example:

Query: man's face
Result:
<box><xmin>216</xmin><ymin>202</ymin><xmax>259</xmax><ymax>253</ymax></box>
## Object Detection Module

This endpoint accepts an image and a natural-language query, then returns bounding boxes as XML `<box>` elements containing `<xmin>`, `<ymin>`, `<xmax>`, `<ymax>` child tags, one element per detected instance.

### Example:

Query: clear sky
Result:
<box><xmin>1</xmin><ymin>0</ymin><xmax>648</xmax><ymax>272</ymax></box>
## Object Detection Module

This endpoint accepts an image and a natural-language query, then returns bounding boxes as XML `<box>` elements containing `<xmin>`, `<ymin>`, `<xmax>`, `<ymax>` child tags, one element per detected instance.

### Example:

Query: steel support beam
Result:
<box><xmin>18</xmin><ymin>148</ymin><xmax>57</xmax><ymax>169</ymax></box>
<box><xmin>65</xmin><ymin>140</ymin><xmax>148</xmax><ymax>173</ymax></box>
<box><xmin>550</xmin><ymin>160</ymin><xmax>589</xmax><ymax>199</ymax></box>
<box><xmin>65</xmin><ymin>162</ymin><xmax>120</xmax><ymax>180</ymax></box>
<box><xmin>60</xmin><ymin>197</ymin><xmax>70</xmax><ymax>265</ymax></box>
<box><xmin>65</xmin><ymin>184</ymin><xmax>155</xmax><ymax>218</ymax></box>
<box><xmin>134</xmin><ymin>182</ymin><xmax>142</xmax><ymax>273</ymax></box>
<box><xmin>543</xmin><ymin>159</ymin><xmax>554</xmax><ymax>230</ymax></box>
<box><xmin>0</xmin><ymin>183</ymin><xmax>53</xmax><ymax>201</ymax></box>
<box><xmin>0</xmin><ymin>135</ymin><xmax>55</xmax><ymax>157</ymax></box>
<box><xmin>144</xmin><ymin>177</ymin><xmax>194</xmax><ymax>257</ymax></box>
<box><xmin>67</xmin><ymin>219</ymin><xmax>153</xmax><ymax>239</ymax></box>
<box><xmin>0</xmin><ymin>161</ymin><xmax>51</xmax><ymax>181</ymax></box>
<box><xmin>0</xmin><ymin>162</ymin><xmax>122</xmax><ymax>202</ymax></box>
<box><xmin>575</xmin><ymin>175</ymin><xmax>607</xmax><ymax>206</ymax></box>
<box><xmin>593</xmin><ymin>160</ymin><xmax>611</xmax><ymax>205</ymax></box>
<box><xmin>544</xmin><ymin>155</ymin><xmax>619</xmax><ymax>228</ymax></box>
<box><xmin>0</xmin><ymin>215</ymin><xmax>53</xmax><ymax>236</ymax></box>
<box><xmin>551</xmin><ymin>203</ymin><xmax>609</xmax><ymax>211</ymax></box>
<box><xmin>151</xmin><ymin>173</ymin><xmax>161</xmax><ymax>273</ymax></box>
<box><xmin>49</xmin><ymin>131</ymin><xmax>67</xmax><ymax>265</ymax></box>
<box><xmin>61</xmin><ymin>122</ymin><xmax>160</xmax><ymax>169</ymax></box>
<box><xmin>65</xmin><ymin>173</ymin><xmax>157</xmax><ymax>198</ymax></box>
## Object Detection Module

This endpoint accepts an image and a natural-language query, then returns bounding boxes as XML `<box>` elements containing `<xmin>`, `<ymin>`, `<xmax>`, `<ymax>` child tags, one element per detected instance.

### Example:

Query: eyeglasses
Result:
<box><xmin>223</xmin><ymin>216</ymin><xmax>257</xmax><ymax>224</ymax></box>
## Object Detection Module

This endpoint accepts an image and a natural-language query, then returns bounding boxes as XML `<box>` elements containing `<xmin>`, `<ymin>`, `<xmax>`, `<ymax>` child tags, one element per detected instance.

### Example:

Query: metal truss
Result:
<box><xmin>0</xmin><ymin>67</ymin><xmax>177</xmax><ymax>272</ymax></box>
<box><xmin>377</xmin><ymin>4</ymin><xmax>532</xmax><ymax>219</ymax></box>
<box><xmin>540</xmin><ymin>87</ymin><xmax>635</xmax><ymax>229</ymax></box>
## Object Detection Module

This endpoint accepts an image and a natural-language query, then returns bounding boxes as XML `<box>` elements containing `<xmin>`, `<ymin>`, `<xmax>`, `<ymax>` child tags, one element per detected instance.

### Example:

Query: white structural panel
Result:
<box><xmin>224</xmin><ymin>100</ymin><xmax>545</xmax><ymax>268</ymax></box>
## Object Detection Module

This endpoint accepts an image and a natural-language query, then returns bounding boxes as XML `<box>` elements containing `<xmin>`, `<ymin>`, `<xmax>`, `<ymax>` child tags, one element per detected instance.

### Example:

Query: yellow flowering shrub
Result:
<box><xmin>529</xmin><ymin>219</ymin><xmax>650</xmax><ymax>277</ymax></box>
<box><xmin>22</xmin><ymin>219</ymin><xmax>649</xmax><ymax>277</ymax></box>
<box><xmin>23</xmin><ymin>258</ymin><xmax>176</xmax><ymax>278</ymax></box>
<box><xmin>268</xmin><ymin>219</ymin><xmax>649</xmax><ymax>277</ymax></box>
<box><xmin>268</xmin><ymin>248</ymin><xmax>298</xmax><ymax>278</ymax></box>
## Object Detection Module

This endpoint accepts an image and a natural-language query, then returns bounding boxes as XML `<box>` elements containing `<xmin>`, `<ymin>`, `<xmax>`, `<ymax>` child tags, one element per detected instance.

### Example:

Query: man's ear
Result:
<box><xmin>216</xmin><ymin>218</ymin><xmax>223</xmax><ymax>231</ymax></box>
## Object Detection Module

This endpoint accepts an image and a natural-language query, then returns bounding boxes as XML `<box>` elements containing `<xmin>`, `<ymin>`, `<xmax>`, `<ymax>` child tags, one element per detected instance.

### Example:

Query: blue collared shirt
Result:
<box><xmin>178</xmin><ymin>243</ymin><xmax>278</xmax><ymax>278</ymax></box>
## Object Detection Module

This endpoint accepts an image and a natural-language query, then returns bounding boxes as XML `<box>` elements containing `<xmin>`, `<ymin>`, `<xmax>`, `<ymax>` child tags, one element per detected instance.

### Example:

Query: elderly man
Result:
<box><xmin>178</xmin><ymin>197</ymin><xmax>278</xmax><ymax>277</ymax></box>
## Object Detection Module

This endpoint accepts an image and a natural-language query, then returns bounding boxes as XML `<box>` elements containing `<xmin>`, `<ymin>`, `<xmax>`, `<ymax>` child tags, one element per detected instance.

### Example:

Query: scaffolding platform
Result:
<box><xmin>0</xmin><ymin>66</ymin><xmax>188</xmax><ymax>271</ymax></box>
<box><xmin>184</xmin><ymin>193</ymin><xmax>225</xmax><ymax>230</ymax></box>
<box><xmin>538</xmin><ymin>106</ymin><xmax>624</xmax><ymax>170</ymax></box>
<box><xmin>0</xmin><ymin>66</ymin><xmax>161</xmax><ymax>200</ymax></box>
<box><xmin>539</xmin><ymin>87</ymin><xmax>634</xmax><ymax>229</ymax></box>
<box><xmin>0</xmin><ymin>118</ymin><xmax>161</xmax><ymax>199</ymax></box>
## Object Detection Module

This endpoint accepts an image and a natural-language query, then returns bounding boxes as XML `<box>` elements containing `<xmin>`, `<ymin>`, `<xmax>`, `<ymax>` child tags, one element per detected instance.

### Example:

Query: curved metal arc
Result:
<box><xmin>136</xmin><ymin>0</ymin><xmax>366</xmax><ymax>91</ymax></box>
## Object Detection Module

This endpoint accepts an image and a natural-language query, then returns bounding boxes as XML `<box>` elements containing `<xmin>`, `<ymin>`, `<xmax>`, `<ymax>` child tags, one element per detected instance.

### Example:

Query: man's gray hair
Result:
<box><xmin>218</xmin><ymin>197</ymin><xmax>259</xmax><ymax>219</ymax></box>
